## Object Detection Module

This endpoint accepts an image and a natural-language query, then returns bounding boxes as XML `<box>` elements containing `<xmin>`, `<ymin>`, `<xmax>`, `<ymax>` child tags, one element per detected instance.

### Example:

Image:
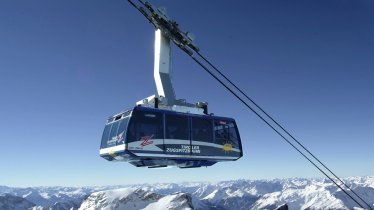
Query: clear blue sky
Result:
<box><xmin>0</xmin><ymin>0</ymin><xmax>373</xmax><ymax>187</ymax></box>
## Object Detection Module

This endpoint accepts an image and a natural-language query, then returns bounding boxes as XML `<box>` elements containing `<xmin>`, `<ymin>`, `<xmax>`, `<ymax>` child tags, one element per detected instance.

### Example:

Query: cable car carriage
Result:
<box><xmin>99</xmin><ymin>1</ymin><xmax>243</xmax><ymax>168</ymax></box>
<box><xmin>100</xmin><ymin>105</ymin><xmax>242</xmax><ymax>168</ymax></box>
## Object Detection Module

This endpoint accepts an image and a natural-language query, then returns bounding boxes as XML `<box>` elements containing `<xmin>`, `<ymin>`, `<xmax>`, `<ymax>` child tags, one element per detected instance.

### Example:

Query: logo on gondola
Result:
<box><xmin>223</xmin><ymin>143</ymin><xmax>233</xmax><ymax>152</ymax></box>
<box><xmin>108</xmin><ymin>150</ymin><xmax>116</xmax><ymax>158</ymax></box>
<box><xmin>140</xmin><ymin>135</ymin><xmax>154</xmax><ymax>147</ymax></box>
<box><xmin>117</xmin><ymin>132</ymin><xmax>124</xmax><ymax>143</ymax></box>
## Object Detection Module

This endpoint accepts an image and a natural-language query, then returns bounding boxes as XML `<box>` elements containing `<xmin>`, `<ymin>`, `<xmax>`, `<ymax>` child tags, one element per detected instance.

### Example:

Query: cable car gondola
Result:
<box><xmin>99</xmin><ymin>1</ymin><xmax>243</xmax><ymax>168</ymax></box>
<box><xmin>100</xmin><ymin>106</ymin><xmax>242</xmax><ymax>168</ymax></box>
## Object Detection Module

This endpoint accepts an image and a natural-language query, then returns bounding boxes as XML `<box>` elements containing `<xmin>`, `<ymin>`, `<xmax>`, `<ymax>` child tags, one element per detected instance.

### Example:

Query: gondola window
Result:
<box><xmin>192</xmin><ymin>117</ymin><xmax>213</xmax><ymax>143</ymax></box>
<box><xmin>165</xmin><ymin>114</ymin><xmax>189</xmax><ymax>140</ymax></box>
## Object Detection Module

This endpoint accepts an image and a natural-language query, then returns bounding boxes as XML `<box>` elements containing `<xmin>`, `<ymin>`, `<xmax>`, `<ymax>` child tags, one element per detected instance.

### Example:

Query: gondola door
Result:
<box><xmin>190</xmin><ymin>116</ymin><xmax>214</xmax><ymax>157</ymax></box>
<box><xmin>164</xmin><ymin>113</ymin><xmax>191</xmax><ymax>156</ymax></box>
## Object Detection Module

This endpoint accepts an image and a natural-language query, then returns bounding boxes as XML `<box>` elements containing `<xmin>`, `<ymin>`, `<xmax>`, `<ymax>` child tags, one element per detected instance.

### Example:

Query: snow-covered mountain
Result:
<box><xmin>0</xmin><ymin>186</ymin><xmax>120</xmax><ymax>210</ymax></box>
<box><xmin>136</xmin><ymin>177</ymin><xmax>374</xmax><ymax>209</ymax></box>
<box><xmin>79</xmin><ymin>188</ymin><xmax>194</xmax><ymax>210</ymax></box>
<box><xmin>1</xmin><ymin>176</ymin><xmax>373</xmax><ymax>210</ymax></box>
<box><xmin>0</xmin><ymin>194</ymin><xmax>35</xmax><ymax>210</ymax></box>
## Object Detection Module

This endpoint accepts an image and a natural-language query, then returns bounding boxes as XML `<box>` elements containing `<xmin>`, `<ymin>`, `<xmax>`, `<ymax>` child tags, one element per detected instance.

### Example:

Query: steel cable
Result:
<box><xmin>188</xmin><ymin>55</ymin><xmax>369</xmax><ymax>209</ymax></box>
<box><xmin>194</xmin><ymin>51</ymin><xmax>373</xmax><ymax>210</ymax></box>
<box><xmin>126</xmin><ymin>0</ymin><xmax>372</xmax><ymax>208</ymax></box>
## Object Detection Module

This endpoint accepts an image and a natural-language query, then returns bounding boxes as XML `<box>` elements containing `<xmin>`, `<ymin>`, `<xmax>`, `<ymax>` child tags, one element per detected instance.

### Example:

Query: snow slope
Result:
<box><xmin>78</xmin><ymin>188</ymin><xmax>193</xmax><ymax>210</ymax></box>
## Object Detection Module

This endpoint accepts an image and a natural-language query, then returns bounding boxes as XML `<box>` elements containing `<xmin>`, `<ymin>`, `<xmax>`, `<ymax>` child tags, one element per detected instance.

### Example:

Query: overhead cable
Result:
<box><xmin>194</xmin><ymin>51</ymin><xmax>373</xmax><ymax>210</ymax></box>
<box><xmin>126</xmin><ymin>0</ymin><xmax>373</xmax><ymax>208</ymax></box>
<box><xmin>189</xmin><ymin>54</ymin><xmax>370</xmax><ymax>210</ymax></box>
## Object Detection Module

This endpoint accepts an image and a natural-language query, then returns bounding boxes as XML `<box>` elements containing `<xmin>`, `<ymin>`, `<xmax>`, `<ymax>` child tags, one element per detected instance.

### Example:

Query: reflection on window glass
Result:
<box><xmin>107</xmin><ymin>121</ymin><xmax>120</xmax><ymax>147</ymax></box>
<box><xmin>116</xmin><ymin>117</ymin><xmax>129</xmax><ymax>144</ymax></box>
<box><xmin>127</xmin><ymin>110</ymin><xmax>163</xmax><ymax>143</ymax></box>
<box><xmin>192</xmin><ymin>117</ymin><xmax>213</xmax><ymax>142</ymax></box>
<box><xmin>165</xmin><ymin>114</ymin><xmax>189</xmax><ymax>140</ymax></box>
<box><xmin>100</xmin><ymin>124</ymin><xmax>112</xmax><ymax>148</ymax></box>
<box><xmin>228</xmin><ymin>122</ymin><xmax>239</xmax><ymax>149</ymax></box>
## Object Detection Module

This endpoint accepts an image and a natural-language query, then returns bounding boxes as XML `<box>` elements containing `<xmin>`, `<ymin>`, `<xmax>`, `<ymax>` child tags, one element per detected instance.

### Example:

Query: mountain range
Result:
<box><xmin>1</xmin><ymin>176</ymin><xmax>373</xmax><ymax>210</ymax></box>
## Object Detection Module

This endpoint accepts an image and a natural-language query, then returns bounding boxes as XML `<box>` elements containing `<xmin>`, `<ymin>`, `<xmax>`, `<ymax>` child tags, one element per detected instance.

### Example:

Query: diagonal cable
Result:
<box><xmin>188</xmin><ymin>55</ymin><xmax>368</xmax><ymax>209</ymax></box>
<box><xmin>193</xmin><ymin>51</ymin><xmax>373</xmax><ymax>210</ymax></box>
<box><xmin>125</xmin><ymin>0</ymin><xmax>372</xmax><ymax>208</ymax></box>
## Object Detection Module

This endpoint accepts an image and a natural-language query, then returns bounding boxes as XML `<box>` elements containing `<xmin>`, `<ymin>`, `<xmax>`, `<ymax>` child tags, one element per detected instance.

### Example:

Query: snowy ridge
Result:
<box><xmin>79</xmin><ymin>188</ymin><xmax>193</xmax><ymax>210</ymax></box>
<box><xmin>141</xmin><ymin>193</ymin><xmax>193</xmax><ymax>210</ymax></box>
<box><xmin>0</xmin><ymin>194</ymin><xmax>35</xmax><ymax>210</ymax></box>
<box><xmin>0</xmin><ymin>186</ymin><xmax>121</xmax><ymax>210</ymax></box>
<box><xmin>0</xmin><ymin>175</ymin><xmax>373</xmax><ymax>210</ymax></box>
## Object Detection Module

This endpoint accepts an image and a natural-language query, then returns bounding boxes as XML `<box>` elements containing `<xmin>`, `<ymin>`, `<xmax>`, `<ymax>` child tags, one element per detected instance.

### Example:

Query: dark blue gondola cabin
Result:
<box><xmin>100</xmin><ymin>106</ymin><xmax>243</xmax><ymax>168</ymax></box>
